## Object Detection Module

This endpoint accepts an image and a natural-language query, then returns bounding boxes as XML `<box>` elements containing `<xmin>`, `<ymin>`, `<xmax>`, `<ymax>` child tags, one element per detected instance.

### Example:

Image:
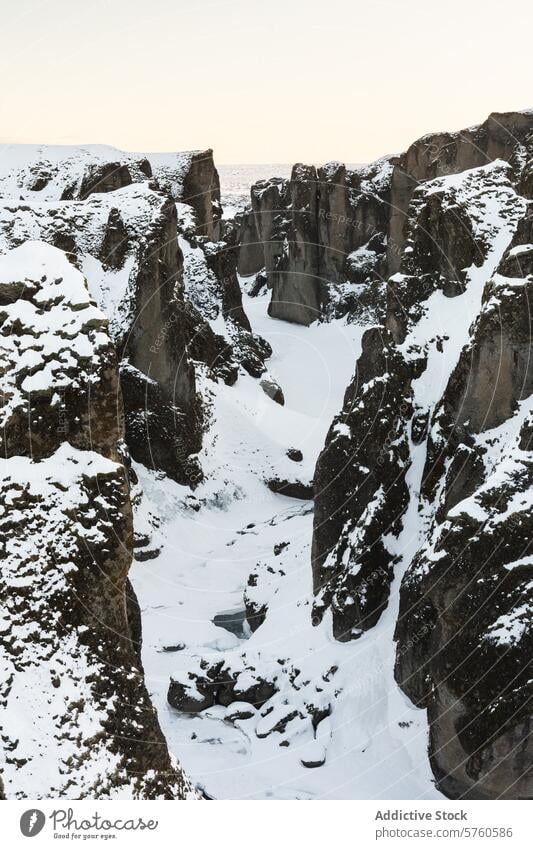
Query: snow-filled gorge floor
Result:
<box><xmin>130</xmin><ymin>290</ymin><xmax>442</xmax><ymax>800</ymax></box>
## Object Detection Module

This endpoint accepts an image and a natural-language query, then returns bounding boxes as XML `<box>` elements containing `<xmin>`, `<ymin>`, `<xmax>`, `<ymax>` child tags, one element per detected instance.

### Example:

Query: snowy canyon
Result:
<box><xmin>0</xmin><ymin>110</ymin><xmax>532</xmax><ymax>800</ymax></box>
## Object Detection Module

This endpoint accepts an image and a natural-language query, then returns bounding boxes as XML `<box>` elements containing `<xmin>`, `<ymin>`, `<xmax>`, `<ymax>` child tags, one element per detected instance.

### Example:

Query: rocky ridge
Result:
<box><xmin>0</xmin><ymin>143</ymin><xmax>272</xmax><ymax>487</ymax></box>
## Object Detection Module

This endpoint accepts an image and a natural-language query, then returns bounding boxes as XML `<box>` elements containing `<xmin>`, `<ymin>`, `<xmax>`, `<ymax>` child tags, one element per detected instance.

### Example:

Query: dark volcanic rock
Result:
<box><xmin>388</xmin><ymin>110</ymin><xmax>533</xmax><ymax>273</ymax></box>
<box><xmin>301</xmin><ymin>752</ymin><xmax>326</xmax><ymax>768</ymax></box>
<box><xmin>179</xmin><ymin>227</ymin><xmax>271</xmax><ymax>382</ymax></box>
<box><xmin>309</xmin><ymin>130</ymin><xmax>533</xmax><ymax>795</ymax></box>
<box><xmin>120</xmin><ymin>364</ymin><xmax>203</xmax><ymax>487</ymax></box>
<box><xmin>312</xmin><ymin>327</ymin><xmax>412</xmax><ymax>639</ymax></box>
<box><xmin>0</xmin><ymin>148</ymin><xmax>249</xmax><ymax>476</ymax></box>
<box><xmin>168</xmin><ymin>664</ymin><xmax>277</xmax><ymax>713</ymax></box>
<box><xmin>239</xmin><ymin>158</ymin><xmax>392</xmax><ymax>325</ymax></box>
<box><xmin>168</xmin><ymin>676</ymin><xmax>218</xmax><ymax>713</ymax></box>
<box><xmin>237</xmin><ymin>177</ymin><xmax>289</xmax><ymax>278</ymax></box>
<box><xmin>78</xmin><ymin>161</ymin><xmax>133</xmax><ymax>200</ymax></box>
<box><xmin>182</xmin><ymin>150</ymin><xmax>222</xmax><ymax>240</ymax></box>
<box><xmin>0</xmin><ymin>242</ymin><xmax>193</xmax><ymax>799</ymax></box>
<box><xmin>260</xmin><ymin>377</ymin><xmax>285</xmax><ymax>405</ymax></box>
<box><xmin>310</xmin><ymin>131</ymin><xmax>531</xmax><ymax>693</ymax></box>
<box><xmin>205</xmin><ymin>238</ymin><xmax>252</xmax><ymax>331</ymax></box>
<box><xmin>266</xmin><ymin>477</ymin><xmax>313</xmax><ymax>500</ymax></box>
<box><xmin>244</xmin><ymin>592</ymin><xmax>268</xmax><ymax>633</ymax></box>
<box><xmin>121</xmin><ymin>196</ymin><xmax>196</xmax><ymax>408</ymax></box>
<box><xmin>116</xmin><ymin>196</ymin><xmax>205</xmax><ymax>483</ymax></box>
<box><xmin>392</xmin><ymin>213</ymin><xmax>533</xmax><ymax>798</ymax></box>
<box><xmin>235</xmin><ymin>207</ymin><xmax>266</xmax><ymax>277</ymax></box>
<box><xmin>268</xmin><ymin>163</ymin><xmax>323</xmax><ymax>326</ymax></box>
<box><xmin>0</xmin><ymin>179</ymin><xmax>208</xmax><ymax>484</ymax></box>
<box><xmin>99</xmin><ymin>207</ymin><xmax>130</xmax><ymax>269</ymax></box>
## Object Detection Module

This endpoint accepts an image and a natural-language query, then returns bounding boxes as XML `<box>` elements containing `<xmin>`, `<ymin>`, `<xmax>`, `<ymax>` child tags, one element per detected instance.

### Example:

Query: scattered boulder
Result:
<box><xmin>167</xmin><ymin>664</ymin><xmax>277</xmax><ymax>714</ymax></box>
<box><xmin>224</xmin><ymin>703</ymin><xmax>257</xmax><ymax>723</ymax></box>
<box><xmin>255</xmin><ymin>705</ymin><xmax>302</xmax><ymax>739</ymax></box>
<box><xmin>168</xmin><ymin>677</ymin><xmax>217</xmax><ymax>713</ymax></box>
<box><xmin>249</xmin><ymin>269</ymin><xmax>269</xmax><ymax>296</ymax></box>
<box><xmin>266</xmin><ymin>477</ymin><xmax>313</xmax><ymax>500</ymax></box>
<box><xmin>260</xmin><ymin>377</ymin><xmax>285</xmax><ymax>405</ymax></box>
<box><xmin>300</xmin><ymin>740</ymin><xmax>327</xmax><ymax>768</ymax></box>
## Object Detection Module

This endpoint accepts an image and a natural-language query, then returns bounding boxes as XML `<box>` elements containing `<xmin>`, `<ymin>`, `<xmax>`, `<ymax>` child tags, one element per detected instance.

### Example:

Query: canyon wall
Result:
<box><xmin>310</xmin><ymin>111</ymin><xmax>533</xmax><ymax>797</ymax></box>
<box><xmin>0</xmin><ymin>242</ymin><xmax>193</xmax><ymax>798</ymax></box>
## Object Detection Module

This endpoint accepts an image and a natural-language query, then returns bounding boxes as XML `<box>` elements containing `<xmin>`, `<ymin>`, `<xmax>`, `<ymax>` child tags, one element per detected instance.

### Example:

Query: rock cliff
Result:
<box><xmin>0</xmin><ymin>242</ymin><xmax>193</xmax><ymax>798</ymax></box>
<box><xmin>310</xmin><ymin>112</ymin><xmax>533</xmax><ymax>797</ymax></box>
<box><xmin>393</xmin><ymin>202</ymin><xmax>533</xmax><ymax>799</ymax></box>
<box><xmin>2</xmin><ymin>110</ymin><xmax>532</xmax><ymax>802</ymax></box>
<box><xmin>238</xmin><ymin>110</ymin><xmax>533</xmax><ymax>331</ymax></box>
<box><xmin>0</xmin><ymin>144</ymin><xmax>269</xmax><ymax>486</ymax></box>
<box><xmin>237</xmin><ymin>158</ymin><xmax>392</xmax><ymax>325</ymax></box>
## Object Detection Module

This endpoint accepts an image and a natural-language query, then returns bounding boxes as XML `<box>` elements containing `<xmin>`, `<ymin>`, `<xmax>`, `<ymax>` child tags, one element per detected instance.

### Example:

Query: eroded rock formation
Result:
<box><xmin>237</xmin><ymin>158</ymin><xmax>392</xmax><ymax>325</ymax></box>
<box><xmin>1</xmin><ymin>111</ymin><xmax>532</xmax><ymax>802</ymax></box>
<box><xmin>309</xmin><ymin>112</ymin><xmax>533</xmax><ymax>797</ymax></box>
<box><xmin>0</xmin><ymin>242</ymin><xmax>193</xmax><ymax>798</ymax></box>
<box><xmin>0</xmin><ymin>144</ymin><xmax>270</xmax><ymax>486</ymax></box>
<box><xmin>394</xmin><ymin>214</ymin><xmax>533</xmax><ymax>799</ymax></box>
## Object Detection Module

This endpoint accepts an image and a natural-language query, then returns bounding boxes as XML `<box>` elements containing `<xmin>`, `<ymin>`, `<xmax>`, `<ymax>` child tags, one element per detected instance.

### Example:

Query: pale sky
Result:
<box><xmin>1</xmin><ymin>0</ymin><xmax>532</xmax><ymax>163</ymax></box>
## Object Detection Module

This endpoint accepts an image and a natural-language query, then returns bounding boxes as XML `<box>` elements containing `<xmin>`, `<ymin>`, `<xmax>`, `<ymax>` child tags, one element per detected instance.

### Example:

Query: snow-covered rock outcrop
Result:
<box><xmin>236</xmin><ymin>110</ymin><xmax>533</xmax><ymax>331</ymax></box>
<box><xmin>236</xmin><ymin>158</ymin><xmax>391</xmax><ymax>325</ymax></box>
<box><xmin>0</xmin><ymin>142</ymin><xmax>221</xmax><ymax>238</ymax></box>
<box><xmin>310</xmin><ymin>116</ymin><xmax>533</xmax><ymax>797</ymax></box>
<box><xmin>2</xmin><ymin>110</ymin><xmax>532</xmax><ymax>802</ymax></box>
<box><xmin>394</xmin><ymin>207</ymin><xmax>533</xmax><ymax>799</ymax></box>
<box><xmin>0</xmin><ymin>144</ymin><xmax>270</xmax><ymax>486</ymax></box>
<box><xmin>0</xmin><ymin>242</ymin><xmax>193</xmax><ymax>798</ymax></box>
<box><xmin>161</xmin><ymin>110</ymin><xmax>533</xmax><ymax>800</ymax></box>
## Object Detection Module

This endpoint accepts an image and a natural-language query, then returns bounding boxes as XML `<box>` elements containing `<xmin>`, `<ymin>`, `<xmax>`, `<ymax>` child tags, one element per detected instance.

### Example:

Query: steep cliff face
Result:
<box><xmin>387</xmin><ymin>110</ymin><xmax>533</xmax><ymax>273</ymax></box>
<box><xmin>0</xmin><ymin>144</ymin><xmax>269</xmax><ymax>486</ymax></box>
<box><xmin>268</xmin><ymin>163</ymin><xmax>322</xmax><ymax>325</ymax></box>
<box><xmin>237</xmin><ymin>159</ymin><xmax>392</xmax><ymax>325</ymax></box>
<box><xmin>311</xmin><ymin>327</ymin><xmax>412</xmax><ymax>639</ymax></box>
<box><xmin>2</xmin><ymin>112</ymin><xmax>532</xmax><ymax>802</ymax></box>
<box><xmin>148</xmin><ymin>149</ymin><xmax>222</xmax><ymax>240</ymax></box>
<box><xmin>237</xmin><ymin>110</ymin><xmax>533</xmax><ymax>331</ymax></box>
<box><xmin>0</xmin><ymin>180</ymin><xmax>202</xmax><ymax>484</ymax></box>
<box><xmin>312</xmin><ymin>158</ymin><xmax>525</xmax><ymax>635</ymax></box>
<box><xmin>394</xmin><ymin>213</ymin><xmax>533</xmax><ymax>799</ymax></box>
<box><xmin>0</xmin><ymin>242</ymin><xmax>193</xmax><ymax>798</ymax></box>
<box><xmin>309</xmin><ymin>113</ymin><xmax>533</xmax><ymax>798</ymax></box>
<box><xmin>178</xmin><ymin>221</ymin><xmax>272</xmax><ymax>384</ymax></box>
<box><xmin>109</xmin><ymin>111</ymin><xmax>533</xmax><ymax>801</ymax></box>
<box><xmin>236</xmin><ymin>176</ymin><xmax>289</xmax><ymax>279</ymax></box>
